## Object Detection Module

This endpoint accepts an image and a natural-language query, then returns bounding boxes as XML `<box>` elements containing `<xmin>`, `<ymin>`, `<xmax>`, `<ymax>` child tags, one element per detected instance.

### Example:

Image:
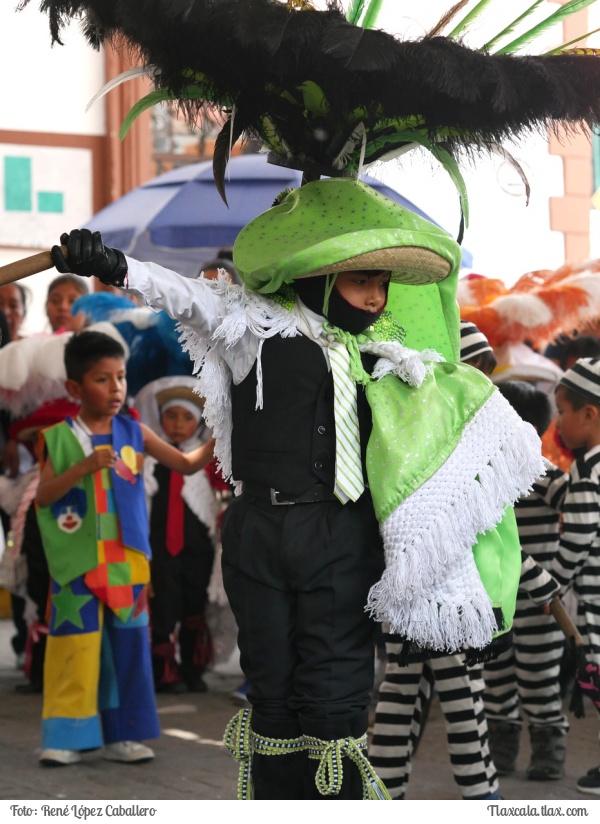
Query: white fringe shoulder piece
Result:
<box><xmin>177</xmin><ymin>279</ymin><xmax>300</xmax><ymax>485</ymax></box>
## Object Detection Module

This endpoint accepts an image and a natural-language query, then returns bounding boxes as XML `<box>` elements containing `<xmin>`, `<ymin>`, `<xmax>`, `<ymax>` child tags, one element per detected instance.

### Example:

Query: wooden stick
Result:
<box><xmin>549</xmin><ymin>596</ymin><xmax>585</xmax><ymax>647</ymax></box>
<box><xmin>0</xmin><ymin>246</ymin><xmax>67</xmax><ymax>288</ymax></box>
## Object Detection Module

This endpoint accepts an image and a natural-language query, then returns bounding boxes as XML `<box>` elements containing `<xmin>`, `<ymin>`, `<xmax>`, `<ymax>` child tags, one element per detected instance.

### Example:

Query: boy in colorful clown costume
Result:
<box><xmin>35</xmin><ymin>331</ymin><xmax>214</xmax><ymax>767</ymax></box>
<box><xmin>51</xmin><ymin>179</ymin><xmax>544</xmax><ymax>798</ymax></box>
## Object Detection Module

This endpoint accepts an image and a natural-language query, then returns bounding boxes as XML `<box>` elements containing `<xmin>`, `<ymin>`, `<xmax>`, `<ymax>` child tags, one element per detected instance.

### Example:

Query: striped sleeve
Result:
<box><xmin>551</xmin><ymin>457</ymin><xmax>600</xmax><ymax>589</ymax></box>
<box><xmin>519</xmin><ymin>550</ymin><xmax>560</xmax><ymax>605</ymax></box>
<box><xmin>532</xmin><ymin>463</ymin><xmax>569</xmax><ymax>510</ymax></box>
<box><xmin>515</xmin><ymin>460</ymin><xmax>567</xmax><ymax>568</ymax></box>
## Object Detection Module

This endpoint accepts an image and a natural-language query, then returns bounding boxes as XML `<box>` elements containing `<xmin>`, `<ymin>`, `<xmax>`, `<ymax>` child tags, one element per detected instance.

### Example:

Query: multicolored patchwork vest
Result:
<box><xmin>37</xmin><ymin>415</ymin><xmax>151</xmax><ymax>586</ymax></box>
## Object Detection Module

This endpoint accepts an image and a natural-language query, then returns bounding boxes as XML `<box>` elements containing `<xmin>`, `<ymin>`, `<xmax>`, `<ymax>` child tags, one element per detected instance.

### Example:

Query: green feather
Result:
<box><xmin>258</xmin><ymin>117</ymin><xmax>282</xmax><ymax>154</ymax></box>
<box><xmin>367</xmin><ymin>117</ymin><xmax>464</xmax><ymax>143</ymax></box>
<box><xmin>363</xmin><ymin>129</ymin><xmax>470</xmax><ymax>225</ymax></box>
<box><xmin>495</xmin><ymin>0</ymin><xmax>599</xmax><ymax>55</ymax></box>
<box><xmin>119</xmin><ymin>84</ymin><xmax>230</xmax><ymax>140</ymax></box>
<box><xmin>300</xmin><ymin>81</ymin><xmax>330</xmax><ymax>115</ymax></box>
<box><xmin>361</xmin><ymin>0</ymin><xmax>385</xmax><ymax>29</ymax></box>
<box><xmin>346</xmin><ymin>0</ymin><xmax>365</xmax><ymax>25</ymax></box>
<box><xmin>544</xmin><ymin>25</ymin><xmax>600</xmax><ymax>54</ymax></box>
<box><xmin>482</xmin><ymin>0</ymin><xmax>546</xmax><ymax>52</ymax></box>
<box><xmin>447</xmin><ymin>0</ymin><xmax>496</xmax><ymax>39</ymax></box>
<box><xmin>120</xmin><ymin>90</ymin><xmax>176</xmax><ymax>140</ymax></box>
<box><xmin>421</xmin><ymin>140</ymin><xmax>470</xmax><ymax>229</ymax></box>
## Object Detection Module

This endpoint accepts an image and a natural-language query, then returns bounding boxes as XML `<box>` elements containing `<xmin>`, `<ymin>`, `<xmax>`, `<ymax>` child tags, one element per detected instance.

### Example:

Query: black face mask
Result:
<box><xmin>293</xmin><ymin>275</ymin><xmax>387</xmax><ymax>335</ymax></box>
<box><xmin>327</xmin><ymin>286</ymin><xmax>386</xmax><ymax>334</ymax></box>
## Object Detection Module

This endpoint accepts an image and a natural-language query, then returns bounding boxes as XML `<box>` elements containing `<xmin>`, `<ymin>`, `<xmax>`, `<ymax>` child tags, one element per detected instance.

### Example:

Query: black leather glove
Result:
<box><xmin>51</xmin><ymin>229</ymin><xmax>128</xmax><ymax>287</ymax></box>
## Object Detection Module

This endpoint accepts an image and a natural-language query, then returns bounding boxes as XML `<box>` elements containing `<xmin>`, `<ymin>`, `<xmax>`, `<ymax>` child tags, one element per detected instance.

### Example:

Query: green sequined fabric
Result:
<box><xmin>366</xmin><ymin>360</ymin><xmax>495</xmax><ymax>523</ymax></box>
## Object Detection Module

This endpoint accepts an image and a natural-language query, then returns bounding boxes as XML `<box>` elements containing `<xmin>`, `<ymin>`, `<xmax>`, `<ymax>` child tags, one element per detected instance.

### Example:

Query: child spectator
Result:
<box><xmin>45</xmin><ymin>274</ymin><xmax>89</xmax><ymax>334</ymax></box>
<box><xmin>550</xmin><ymin>358</ymin><xmax>600</xmax><ymax>795</ymax></box>
<box><xmin>35</xmin><ymin>331</ymin><xmax>214</xmax><ymax>767</ymax></box>
<box><xmin>459</xmin><ymin>320</ymin><xmax>498</xmax><ymax>377</ymax></box>
<box><xmin>197</xmin><ymin>258</ymin><xmax>242</xmax><ymax>285</ymax></box>
<box><xmin>0</xmin><ymin>283</ymin><xmax>28</xmax><ymax>341</ymax></box>
<box><xmin>484</xmin><ymin>381</ymin><xmax>568</xmax><ymax>781</ymax></box>
<box><xmin>134</xmin><ymin>376</ymin><xmax>218</xmax><ymax>693</ymax></box>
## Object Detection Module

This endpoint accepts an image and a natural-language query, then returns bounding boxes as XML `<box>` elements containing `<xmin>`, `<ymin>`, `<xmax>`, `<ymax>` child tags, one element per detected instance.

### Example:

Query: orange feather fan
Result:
<box><xmin>458</xmin><ymin>264</ymin><xmax>600</xmax><ymax>349</ymax></box>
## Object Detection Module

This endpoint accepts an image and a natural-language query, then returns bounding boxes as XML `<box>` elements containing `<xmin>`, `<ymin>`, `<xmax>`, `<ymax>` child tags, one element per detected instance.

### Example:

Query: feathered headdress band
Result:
<box><xmin>23</xmin><ymin>0</ymin><xmax>600</xmax><ymax>212</ymax></box>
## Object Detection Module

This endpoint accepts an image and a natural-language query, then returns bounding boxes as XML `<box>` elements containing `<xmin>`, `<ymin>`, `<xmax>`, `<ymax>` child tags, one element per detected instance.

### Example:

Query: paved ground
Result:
<box><xmin>0</xmin><ymin>619</ymin><xmax>598</xmax><ymax>803</ymax></box>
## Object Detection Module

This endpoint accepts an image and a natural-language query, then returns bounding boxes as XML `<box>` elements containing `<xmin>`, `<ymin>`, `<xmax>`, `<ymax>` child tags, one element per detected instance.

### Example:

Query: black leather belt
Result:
<box><xmin>243</xmin><ymin>483</ymin><xmax>338</xmax><ymax>505</ymax></box>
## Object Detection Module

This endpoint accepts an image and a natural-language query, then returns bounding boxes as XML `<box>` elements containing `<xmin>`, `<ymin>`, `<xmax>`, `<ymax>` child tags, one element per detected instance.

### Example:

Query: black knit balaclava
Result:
<box><xmin>293</xmin><ymin>273</ymin><xmax>388</xmax><ymax>335</ymax></box>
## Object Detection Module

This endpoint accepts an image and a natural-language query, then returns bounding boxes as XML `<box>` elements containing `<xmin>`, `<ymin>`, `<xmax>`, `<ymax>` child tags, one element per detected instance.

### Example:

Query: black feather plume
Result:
<box><xmin>21</xmin><ymin>0</ymin><xmax>600</xmax><ymax>178</ymax></box>
<box><xmin>212</xmin><ymin>116</ymin><xmax>244</xmax><ymax>205</ymax></box>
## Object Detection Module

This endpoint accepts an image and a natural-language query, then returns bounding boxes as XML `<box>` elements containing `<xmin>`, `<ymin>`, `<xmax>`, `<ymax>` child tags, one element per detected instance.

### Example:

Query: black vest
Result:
<box><xmin>231</xmin><ymin>335</ymin><xmax>375</xmax><ymax>495</ymax></box>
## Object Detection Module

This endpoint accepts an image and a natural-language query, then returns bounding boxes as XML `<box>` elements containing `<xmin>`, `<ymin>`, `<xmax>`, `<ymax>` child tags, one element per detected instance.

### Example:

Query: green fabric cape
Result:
<box><xmin>379</xmin><ymin>271</ymin><xmax>522</xmax><ymax>639</ymax></box>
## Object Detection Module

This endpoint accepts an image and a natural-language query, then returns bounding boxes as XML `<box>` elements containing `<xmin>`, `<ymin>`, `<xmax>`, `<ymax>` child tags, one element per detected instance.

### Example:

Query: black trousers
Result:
<box><xmin>150</xmin><ymin>538</ymin><xmax>214</xmax><ymax>642</ymax></box>
<box><xmin>222</xmin><ymin>491</ymin><xmax>384</xmax><ymax>797</ymax></box>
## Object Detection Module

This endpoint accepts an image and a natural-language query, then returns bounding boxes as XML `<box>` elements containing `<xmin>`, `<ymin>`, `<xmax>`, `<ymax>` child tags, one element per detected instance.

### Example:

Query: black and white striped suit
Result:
<box><xmin>370</xmin><ymin>465</ymin><xmax>567</xmax><ymax>798</ymax></box>
<box><xmin>551</xmin><ymin>447</ymin><xmax>600</xmax><ymax>674</ymax></box>
<box><xmin>370</xmin><ymin>652</ymin><xmax>499</xmax><ymax>799</ymax></box>
<box><xmin>483</xmin><ymin>464</ymin><xmax>568</xmax><ymax>731</ymax></box>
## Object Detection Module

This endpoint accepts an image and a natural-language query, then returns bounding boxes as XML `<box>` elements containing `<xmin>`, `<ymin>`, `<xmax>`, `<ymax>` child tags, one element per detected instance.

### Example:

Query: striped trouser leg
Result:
<box><xmin>483</xmin><ymin>644</ymin><xmax>522</xmax><ymax>725</ymax></box>
<box><xmin>512</xmin><ymin>601</ymin><xmax>568</xmax><ymax>731</ymax></box>
<box><xmin>576</xmin><ymin>600</ymin><xmax>600</xmax><ymax>751</ymax></box>
<box><xmin>369</xmin><ymin>650</ymin><xmax>432</xmax><ymax>799</ymax></box>
<box><xmin>431</xmin><ymin>656</ymin><xmax>499</xmax><ymax>799</ymax></box>
<box><xmin>369</xmin><ymin>649</ymin><xmax>499</xmax><ymax>799</ymax></box>
<box><xmin>578</xmin><ymin>599</ymin><xmax>600</xmax><ymax>667</ymax></box>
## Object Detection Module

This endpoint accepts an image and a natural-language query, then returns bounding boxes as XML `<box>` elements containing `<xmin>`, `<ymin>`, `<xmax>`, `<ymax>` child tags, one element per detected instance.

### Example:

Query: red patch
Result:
<box><xmin>114</xmin><ymin>458</ymin><xmax>136</xmax><ymax>484</ymax></box>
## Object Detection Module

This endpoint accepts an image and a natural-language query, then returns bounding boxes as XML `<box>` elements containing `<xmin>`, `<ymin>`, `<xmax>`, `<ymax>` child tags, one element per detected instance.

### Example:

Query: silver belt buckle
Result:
<box><xmin>270</xmin><ymin>489</ymin><xmax>294</xmax><ymax>505</ymax></box>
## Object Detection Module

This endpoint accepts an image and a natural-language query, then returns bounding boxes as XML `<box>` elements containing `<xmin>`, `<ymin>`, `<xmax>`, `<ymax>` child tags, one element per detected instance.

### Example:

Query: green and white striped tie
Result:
<box><xmin>328</xmin><ymin>340</ymin><xmax>365</xmax><ymax>504</ymax></box>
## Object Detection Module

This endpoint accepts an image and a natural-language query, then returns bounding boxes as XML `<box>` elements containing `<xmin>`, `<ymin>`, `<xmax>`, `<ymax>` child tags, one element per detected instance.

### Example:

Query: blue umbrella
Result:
<box><xmin>87</xmin><ymin>153</ymin><xmax>471</xmax><ymax>276</ymax></box>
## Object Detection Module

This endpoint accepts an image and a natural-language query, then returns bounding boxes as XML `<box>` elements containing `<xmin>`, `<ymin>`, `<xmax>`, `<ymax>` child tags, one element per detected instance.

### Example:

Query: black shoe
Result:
<box><xmin>577</xmin><ymin>767</ymin><xmax>600</xmax><ymax>796</ymax></box>
<box><xmin>527</xmin><ymin>727</ymin><xmax>566</xmax><ymax>781</ymax></box>
<box><xmin>155</xmin><ymin>680</ymin><xmax>188</xmax><ymax>694</ymax></box>
<box><xmin>186</xmin><ymin>674</ymin><xmax>208</xmax><ymax>693</ymax></box>
<box><xmin>488</xmin><ymin>721</ymin><xmax>521</xmax><ymax>775</ymax></box>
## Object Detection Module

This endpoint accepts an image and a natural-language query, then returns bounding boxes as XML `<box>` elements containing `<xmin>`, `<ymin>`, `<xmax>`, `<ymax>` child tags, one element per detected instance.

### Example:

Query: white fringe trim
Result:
<box><xmin>359</xmin><ymin>340</ymin><xmax>445</xmax><ymax>387</ymax></box>
<box><xmin>177</xmin><ymin>278</ymin><xmax>299</xmax><ymax>486</ymax></box>
<box><xmin>365</xmin><ymin>389</ymin><xmax>546</xmax><ymax>652</ymax></box>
